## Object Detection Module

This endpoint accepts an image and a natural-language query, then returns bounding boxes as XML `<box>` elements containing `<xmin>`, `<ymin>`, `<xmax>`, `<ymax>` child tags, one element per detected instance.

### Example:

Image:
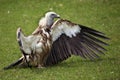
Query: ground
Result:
<box><xmin>0</xmin><ymin>0</ymin><xmax>120</xmax><ymax>80</ymax></box>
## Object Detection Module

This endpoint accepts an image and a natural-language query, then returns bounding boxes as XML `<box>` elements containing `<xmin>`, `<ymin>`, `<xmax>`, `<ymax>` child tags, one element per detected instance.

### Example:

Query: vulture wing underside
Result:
<box><xmin>44</xmin><ymin>19</ymin><xmax>109</xmax><ymax>66</ymax></box>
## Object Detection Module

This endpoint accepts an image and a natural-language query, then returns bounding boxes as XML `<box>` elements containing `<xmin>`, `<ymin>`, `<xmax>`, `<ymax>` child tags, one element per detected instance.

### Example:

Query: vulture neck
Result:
<box><xmin>33</xmin><ymin>17</ymin><xmax>53</xmax><ymax>35</ymax></box>
<box><xmin>39</xmin><ymin>17</ymin><xmax>54</xmax><ymax>28</ymax></box>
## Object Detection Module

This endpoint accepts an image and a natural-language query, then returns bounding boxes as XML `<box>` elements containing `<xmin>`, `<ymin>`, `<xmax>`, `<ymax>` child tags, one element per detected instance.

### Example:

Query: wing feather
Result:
<box><xmin>44</xmin><ymin>19</ymin><xmax>109</xmax><ymax>66</ymax></box>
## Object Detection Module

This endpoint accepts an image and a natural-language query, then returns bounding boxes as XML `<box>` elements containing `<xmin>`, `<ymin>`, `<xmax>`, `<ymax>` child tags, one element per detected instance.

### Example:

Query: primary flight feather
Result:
<box><xmin>4</xmin><ymin>12</ymin><xmax>109</xmax><ymax>69</ymax></box>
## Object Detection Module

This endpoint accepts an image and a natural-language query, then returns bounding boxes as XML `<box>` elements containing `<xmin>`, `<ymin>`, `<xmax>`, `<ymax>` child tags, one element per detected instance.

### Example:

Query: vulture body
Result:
<box><xmin>4</xmin><ymin>12</ymin><xmax>109</xmax><ymax>69</ymax></box>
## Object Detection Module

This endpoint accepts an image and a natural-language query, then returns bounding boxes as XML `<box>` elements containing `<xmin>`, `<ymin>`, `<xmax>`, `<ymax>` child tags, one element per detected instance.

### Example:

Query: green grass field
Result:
<box><xmin>0</xmin><ymin>0</ymin><xmax>120</xmax><ymax>80</ymax></box>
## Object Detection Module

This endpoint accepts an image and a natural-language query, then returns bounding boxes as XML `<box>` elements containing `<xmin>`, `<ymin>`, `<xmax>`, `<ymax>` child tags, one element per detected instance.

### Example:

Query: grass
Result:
<box><xmin>0</xmin><ymin>0</ymin><xmax>120</xmax><ymax>80</ymax></box>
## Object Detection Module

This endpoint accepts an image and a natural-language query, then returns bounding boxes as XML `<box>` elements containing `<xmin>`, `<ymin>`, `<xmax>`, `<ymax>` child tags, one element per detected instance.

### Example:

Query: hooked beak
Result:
<box><xmin>56</xmin><ymin>15</ymin><xmax>60</xmax><ymax>18</ymax></box>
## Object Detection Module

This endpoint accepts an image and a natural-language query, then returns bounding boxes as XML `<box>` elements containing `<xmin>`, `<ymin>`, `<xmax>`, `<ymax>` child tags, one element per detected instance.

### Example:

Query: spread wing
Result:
<box><xmin>44</xmin><ymin>19</ymin><xmax>109</xmax><ymax>66</ymax></box>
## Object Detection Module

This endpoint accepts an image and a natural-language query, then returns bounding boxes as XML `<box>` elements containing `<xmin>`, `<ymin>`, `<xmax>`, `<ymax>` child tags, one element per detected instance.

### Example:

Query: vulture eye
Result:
<box><xmin>51</xmin><ymin>14</ymin><xmax>55</xmax><ymax>17</ymax></box>
<box><xmin>51</xmin><ymin>14</ymin><xmax>55</xmax><ymax>15</ymax></box>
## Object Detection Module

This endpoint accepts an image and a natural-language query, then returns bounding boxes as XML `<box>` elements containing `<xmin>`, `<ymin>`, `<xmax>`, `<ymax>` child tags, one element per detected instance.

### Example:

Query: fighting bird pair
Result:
<box><xmin>4</xmin><ymin>12</ymin><xmax>109</xmax><ymax>69</ymax></box>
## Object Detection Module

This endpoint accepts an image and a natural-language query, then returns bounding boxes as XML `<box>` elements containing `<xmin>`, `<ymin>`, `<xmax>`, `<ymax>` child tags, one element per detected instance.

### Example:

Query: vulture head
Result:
<box><xmin>45</xmin><ymin>12</ymin><xmax>60</xmax><ymax>19</ymax></box>
<box><xmin>39</xmin><ymin>12</ymin><xmax>60</xmax><ymax>27</ymax></box>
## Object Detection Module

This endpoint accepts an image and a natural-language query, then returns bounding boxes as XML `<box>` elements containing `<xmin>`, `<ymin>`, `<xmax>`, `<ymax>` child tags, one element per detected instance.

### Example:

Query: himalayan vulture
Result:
<box><xmin>4</xmin><ymin>12</ymin><xmax>109</xmax><ymax>69</ymax></box>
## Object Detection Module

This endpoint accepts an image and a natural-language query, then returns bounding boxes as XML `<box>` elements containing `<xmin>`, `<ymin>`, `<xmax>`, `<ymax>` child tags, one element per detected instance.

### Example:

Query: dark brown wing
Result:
<box><xmin>44</xmin><ymin>19</ymin><xmax>109</xmax><ymax>66</ymax></box>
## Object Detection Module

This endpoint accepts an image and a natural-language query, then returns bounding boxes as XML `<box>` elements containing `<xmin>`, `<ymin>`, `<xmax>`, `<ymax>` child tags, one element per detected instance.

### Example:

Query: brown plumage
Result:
<box><xmin>4</xmin><ymin>12</ymin><xmax>109</xmax><ymax>69</ymax></box>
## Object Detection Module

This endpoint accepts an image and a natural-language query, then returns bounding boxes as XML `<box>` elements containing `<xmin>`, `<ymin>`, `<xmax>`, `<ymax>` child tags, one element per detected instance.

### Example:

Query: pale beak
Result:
<box><xmin>56</xmin><ymin>15</ymin><xmax>60</xmax><ymax>18</ymax></box>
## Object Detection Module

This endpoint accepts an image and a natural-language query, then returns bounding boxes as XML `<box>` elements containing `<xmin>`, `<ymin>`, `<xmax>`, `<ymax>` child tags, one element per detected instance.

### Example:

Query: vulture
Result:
<box><xmin>4</xmin><ymin>12</ymin><xmax>109</xmax><ymax>69</ymax></box>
